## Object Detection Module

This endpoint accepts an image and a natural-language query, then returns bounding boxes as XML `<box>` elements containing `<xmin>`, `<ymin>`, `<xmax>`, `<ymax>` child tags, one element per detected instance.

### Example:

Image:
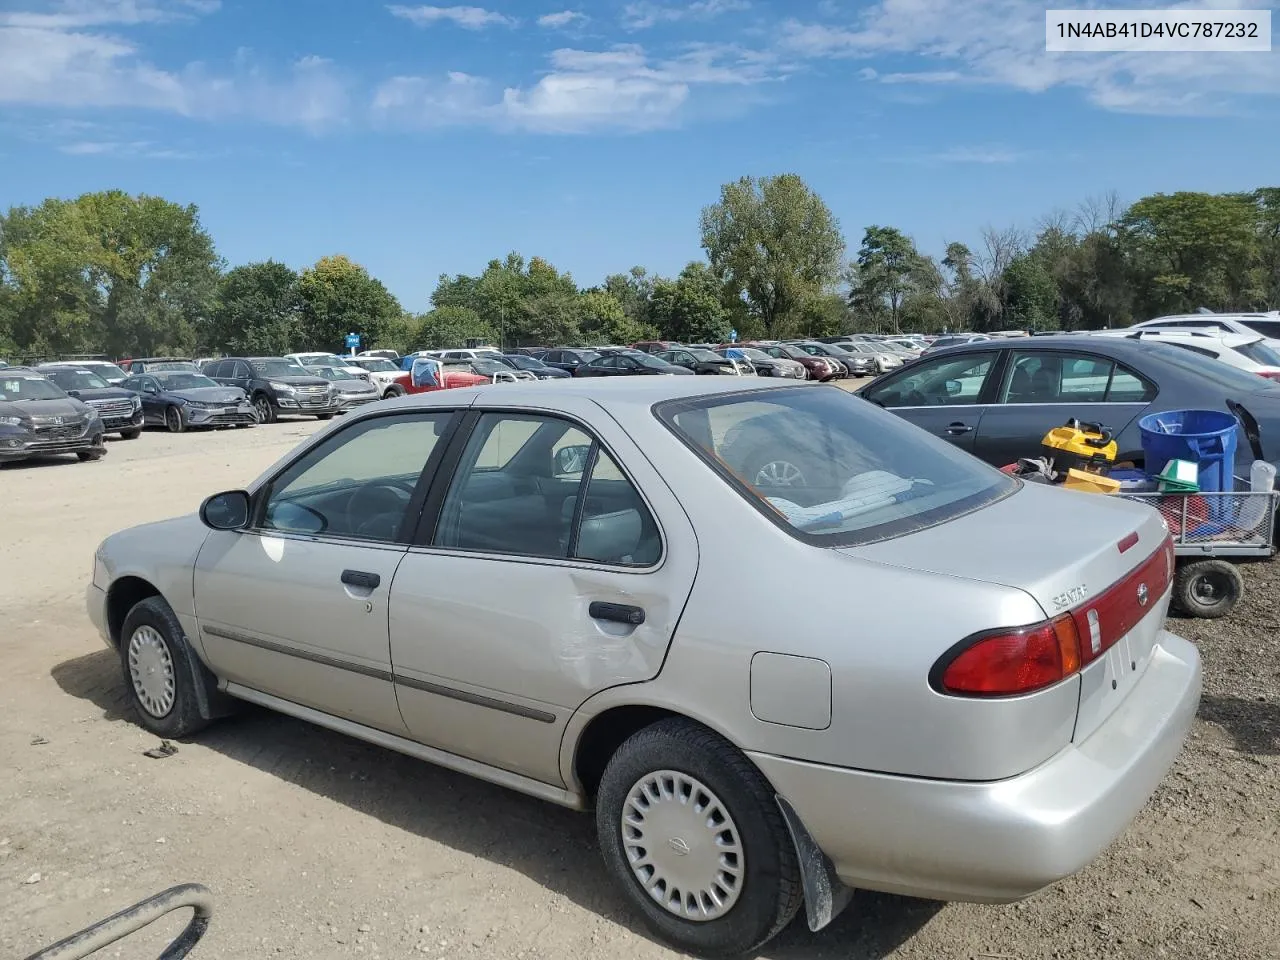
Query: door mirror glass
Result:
<box><xmin>944</xmin><ymin>379</ymin><xmax>961</xmax><ymax>397</ymax></box>
<box><xmin>66</xmin><ymin>389</ymin><xmax>81</xmax><ymax>398</ymax></box>
<box><xmin>554</xmin><ymin>443</ymin><xmax>592</xmax><ymax>478</ymax></box>
<box><xmin>143</xmin><ymin>383</ymin><xmax>159</xmax><ymax>394</ymax></box>
<box><xmin>200</xmin><ymin>490</ymin><xmax>251</xmax><ymax>530</ymax></box>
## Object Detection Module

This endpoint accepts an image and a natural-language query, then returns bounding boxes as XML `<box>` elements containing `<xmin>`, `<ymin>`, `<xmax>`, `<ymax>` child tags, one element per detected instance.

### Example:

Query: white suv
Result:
<box><xmin>1130</xmin><ymin>312</ymin><xmax>1280</xmax><ymax>347</ymax></box>
<box><xmin>1093</xmin><ymin>327</ymin><xmax>1280</xmax><ymax>383</ymax></box>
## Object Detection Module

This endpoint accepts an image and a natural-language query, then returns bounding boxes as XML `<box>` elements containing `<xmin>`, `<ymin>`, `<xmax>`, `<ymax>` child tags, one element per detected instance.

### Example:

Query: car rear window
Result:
<box><xmin>1145</xmin><ymin>341</ymin><xmax>1280</xmax><ymax>392</ymax></box>
<box><xmin>656</xmin><ymin>386</ymin><xmax>1015</xmax><ymax>546</ymax></box>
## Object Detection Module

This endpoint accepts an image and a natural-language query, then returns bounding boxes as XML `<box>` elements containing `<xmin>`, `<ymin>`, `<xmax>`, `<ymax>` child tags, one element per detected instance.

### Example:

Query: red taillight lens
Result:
<box><xmin>1257</xmin><ymin>371</ymin><xmax>1280</xmax><ymax>382</ymax></box>
<box><xmin>935</xmin><ymin>535</ymin><xmax>1172</xmax><ymax>698</ymax></box>
<box><xmin>936</xmin><ymin>614</ymin><xmax>1080</xmax><ymax>696</ymax></box>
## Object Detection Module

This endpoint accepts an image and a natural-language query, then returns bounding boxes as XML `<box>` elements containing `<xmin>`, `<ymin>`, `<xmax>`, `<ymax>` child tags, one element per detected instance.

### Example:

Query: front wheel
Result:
<box><xmin>119</xmin><ymin>597</ymin><xmax>212</xmax><ymax>738</ymax></box>
<box><xmin>165</xmin><ymin>405</ymin><xmax>185</xmax><ymax>433</ymax></box>
<box><xmin>77</xmin><ymin>448</ymin><xmax>105</xmax><ymax>462</ymax></box>
<box><xmin>1172</xmin><ymin>559</ymin><xmax>1243</xmax><ymax>619</ymax></box>
<box><xmin>315</xmin><ymin>412</ymin><xmax>335</xmax><ymax>421</ymax></box>
<box><xmin>253</xmin><ymin>394</ymin><xmax>276</xmax><ymax>424</ymax></box>
<box><xmin>595</xmin><ymin>719</ymin><xmax>802</xmax><ymax>957</ymax></box>
<box><xmin>120</xmin><ymin>428</ymin><xmax>142</xmax><ymax>440</ymax></box>
<box><xmin>383</xmin><ymin>385</ymin><xmax>405</xmax><ymax>399</ymax></box>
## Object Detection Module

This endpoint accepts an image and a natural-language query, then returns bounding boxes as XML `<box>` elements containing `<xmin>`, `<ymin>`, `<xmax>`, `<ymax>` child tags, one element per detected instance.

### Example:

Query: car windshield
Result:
<box><xmin>658</xmin><ymin>386</ymin><xmax>1013</xmax><ymax>545</ymax></box>
<box><xmin>1236</xmin><ymin>339</ymin><xmax>1280</xmax><ymax>366</ymax></box>
<box><xmin>1239</xmin><ymin>319</ymin><xmax>1280</xmax><ymax>339</ymax></box>
<box><xmin>44</xmin><ymin>369</ymin><xmax>110</xmax><ymax>390</ymax></box>
<box><xmin>1143</xmin><ymin>341</ymin><xmax>1280</xmax><ymax>392</ymax></box>
<box><xmin>355</xmin><ymin>358</ymin><xmax>398</xmax><ymax>372</ymax></box>
<box><xmin>726</xmin><ymin>347</ymin><xmax>769</xmax><ymax>361</ymax></box>
<box><xmin>301</xmin><ymin>354</ymin><xmax>347</xmax><ymax>366</ymax></box>
<box><xmin>144</xmin><ymin>361</ymin><xmax>195</xmax><ymax>371</ymax></box>
<box><xmin>774</xmin><ymin>345</ymin><xmax>809</xmax><ymax>360</ymax></box>
<box><xmin>156</xmin><ymin>373</ymin><xmax>219</xmax><ymax>390</ymax></box>
<box><xmin>314</xmin><ymin>367</ymin><xmax>358</xmax><ymax>381</ymax></box>
<box><xmin>471</xmin><ymin>359</ymin><xmax>509</xmax><ymax>376</ymax></box>
<box><xmin>688</xmin><ymin>349</ymin><xmax>723</xmax><ymax>362</ymax></box>
<box><xmin>252</xmin><ymin>359</ymin><xmax>310</xmax><ymax>378</ymax></box>
<box><xmin>85</xmin><ymin>362</ymin><xmax>127</xmax><ymax>378</ymax></box>
<box><xmin>1</xmin><ymin>376</ymin><xmax>67</xmax><ymax>400</ymax></box>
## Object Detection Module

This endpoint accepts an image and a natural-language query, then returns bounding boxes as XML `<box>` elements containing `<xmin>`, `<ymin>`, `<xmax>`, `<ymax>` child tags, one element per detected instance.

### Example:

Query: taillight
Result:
<box><xmin>933</xmin><ymin>535</ymin><xmax>1172</xmax><ymax>698</ymax></box>
<box><xmin>934</xmin><ymin>615</ymin><xmax>1081</xmax><ymax>696</ymax></box>
<box><xmin>1257</xmin><ymin>371</ymin><xmax>1280</xmax><ymax>382</ymax></box>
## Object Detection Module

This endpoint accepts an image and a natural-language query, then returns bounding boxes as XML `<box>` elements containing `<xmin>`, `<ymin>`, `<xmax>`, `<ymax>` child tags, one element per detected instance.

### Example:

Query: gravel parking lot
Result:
<box><xmin>2</xmin><ymin>404</ymin><xmax>1278</xmax><ymax>960</ymax></box>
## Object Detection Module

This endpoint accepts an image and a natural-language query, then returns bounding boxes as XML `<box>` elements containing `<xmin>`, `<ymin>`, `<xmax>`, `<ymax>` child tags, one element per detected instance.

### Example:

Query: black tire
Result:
<box><xmin>164</xmin><ymin>405</ymin><xmax>186</xmax><ymax>433</ymax></box>
<box><xmin>77</xmin><ymin>449</ymin><xmax>105</xmax><ymax>462</ymax></box>
<box><xmin>1172</xmin><ymin>559</ymin><xmax>1243</xmax><ymax>619</ymax></box>
<box><xmin>118</xmin><ymin>597</ymin><xmax>212</xmax><ymax>738</ymax></box>
<box><xmin>120</xmin><ymin>428</ymin><xmax>142</xmax><ymax>440</ymax></box>
<box><xmin>253</xmin><ymin>394</ymin><xmax>277</xmax><ymax>424</ymax></box>
<box><xmin>383</xmin><ymin>385</ymin><xmax>405</xmax><ymax>399</ymax></box>
<box><xmin>315</xmin><ymin>412</ymin><xmax>335</xmax><ymax>420</ymax></box>
<box><xmin>595</xmin><ymin>718</ymin><xmax>803</xmax><ymax>958</ymax></box>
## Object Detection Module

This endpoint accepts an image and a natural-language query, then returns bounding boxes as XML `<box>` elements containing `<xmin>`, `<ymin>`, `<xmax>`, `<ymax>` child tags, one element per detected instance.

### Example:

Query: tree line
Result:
<box><xmin>3</xmin><ymin>180</ymin><xmax>1279</xmax><ymax>360</ymax></box>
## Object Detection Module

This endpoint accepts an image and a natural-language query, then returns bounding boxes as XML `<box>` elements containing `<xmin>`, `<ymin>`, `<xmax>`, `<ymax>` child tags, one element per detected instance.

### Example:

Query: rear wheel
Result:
<box><xmin>164</xmin><ymin>405</ymin><xmax>185</xmax><ymax>433</ymax></box>
<box><xmin>1172</xmin><ymin>559</ymin><xmax>1243</xmax><ymax>619</ymax></box>
<box><xmin>595</xmin><ymin>719</ymin><xmax>802</xmax><ymax>957</ymax></box>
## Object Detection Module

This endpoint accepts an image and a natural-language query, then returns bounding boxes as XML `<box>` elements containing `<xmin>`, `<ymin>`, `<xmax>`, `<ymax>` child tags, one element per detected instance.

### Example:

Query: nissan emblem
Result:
<box><xmin>1137</xmin><ymin>582</ymin><xmax>1149</xmax><ymax>607</ymax></box>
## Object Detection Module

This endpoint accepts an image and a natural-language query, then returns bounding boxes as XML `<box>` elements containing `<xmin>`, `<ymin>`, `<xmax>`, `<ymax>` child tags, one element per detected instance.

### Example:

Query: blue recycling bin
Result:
<box><xmin>1138</xmin><ymin>409</ymin><xmax>1239</xmax><ymax>494</ymax></box>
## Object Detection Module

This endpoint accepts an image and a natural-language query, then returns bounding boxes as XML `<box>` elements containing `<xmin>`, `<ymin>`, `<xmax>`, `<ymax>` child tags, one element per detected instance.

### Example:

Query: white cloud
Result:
<box><xmin>59</xmin><ymin>139</ymin><xmax>199</xmax><ymax>159</ymax></box>
<box><xmin>622</xmin><ymin>0</ymin><xmax>749</xmax><ymax>30</ymax></box>
<box><xmin>537</xmin><ymin>10</ymin><xmax>586</xmax><ymax>28</ymax></box>
<box><xmin>373</xmin><ymin>42</ymin><xmax>778</xmax><ymax>133</ymax></box>
<box><xmin>779</xmin><ymin>1</ymin><xmax>1280</xmax><ymax>115</ymax></box>
<box><xmin>0</xmin><ymin>0</ymin><xmax>219</xmax><ymax>28</ymax></box>
<box><xmin>0</xmin><ymin>22</ymin><xmax>351</xmax><ymax>131</ymax></box>
<box><xmin>387</xmin><ymin>4</ymin><xmax>515</xmax><ymax>29</ymax></box>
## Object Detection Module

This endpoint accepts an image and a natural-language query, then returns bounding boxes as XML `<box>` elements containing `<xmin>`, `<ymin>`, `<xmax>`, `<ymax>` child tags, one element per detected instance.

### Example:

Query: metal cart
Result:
<box><xmin>24</xmin><ymin>884</ymin><xmax>212</xmax><ymax>960</ymax></box>
<box><xmin>1119</xmin><ymin>486</ymin><xmax>1278</xmax><ymax>618</ymax></box>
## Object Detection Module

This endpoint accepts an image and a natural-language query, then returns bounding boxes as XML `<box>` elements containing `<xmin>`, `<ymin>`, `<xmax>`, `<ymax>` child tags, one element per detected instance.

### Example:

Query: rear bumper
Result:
<box><xmin>750</xmin><ymin>628</ymin><xmax>1201</xmax><ymax>903</ymax></box>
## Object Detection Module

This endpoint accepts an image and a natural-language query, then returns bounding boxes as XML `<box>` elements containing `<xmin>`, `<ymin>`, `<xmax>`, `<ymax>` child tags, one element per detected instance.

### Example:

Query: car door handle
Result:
<box><xmin>946</xmin><ymin>422</ymin><xmax>974</xmax><ymax>435</ymax></box>
<box><xmin>341</xmin><ymin>569</ymin><xmax>381</xmax><ymax>590</ymax></box>
<box><xmin>589</xmin><ymin>601</ymin><xmax>645</xmax><ymax>625</ymax></box>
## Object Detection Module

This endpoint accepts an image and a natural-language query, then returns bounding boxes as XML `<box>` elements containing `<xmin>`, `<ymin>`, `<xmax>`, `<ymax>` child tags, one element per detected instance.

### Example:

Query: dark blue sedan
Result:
<box><xmin>122</xmin><ymin>371</ymin><xmax>257</xmax><ymax>433</ymax></box>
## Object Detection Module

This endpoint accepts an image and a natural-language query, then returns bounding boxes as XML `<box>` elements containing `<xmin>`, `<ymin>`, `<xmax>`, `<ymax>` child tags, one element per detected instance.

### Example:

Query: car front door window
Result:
<box><xmin>260</xmin><ymin>413</ymin><xmax>452</xmax><ymax>542</ymax></box>
<box><xmin>865</xmin><ymin>353</ymin><xmax>996</xmax><ymax>408</ymax></box>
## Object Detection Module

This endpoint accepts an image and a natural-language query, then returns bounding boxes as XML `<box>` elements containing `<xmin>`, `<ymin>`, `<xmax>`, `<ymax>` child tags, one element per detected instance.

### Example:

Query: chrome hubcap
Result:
<box><xmin>127</xmin><ymin>626</ymin><xmax>176</xmax><ymax>718</ymax></box>
<box><xmin>754</xmin><ymin>460</ymin><xmax>805</xmax><ymax>488</ymax></box>
<box><xmin>621</xmin><ymin>771</ymin><xmax>744</xmax><ymax>922</ymax></box>
<box><xmin>255</xmin><ymin>398</ymin><xmax>270</xmax><ymax>421</ymax></box>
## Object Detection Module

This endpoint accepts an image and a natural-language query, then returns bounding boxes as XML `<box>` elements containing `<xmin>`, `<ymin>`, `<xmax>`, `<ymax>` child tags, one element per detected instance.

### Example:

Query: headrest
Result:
<box><xmin>576</xmin><ymin>509</ymin><xmax>643</xmax><ymax>563</ymax></box>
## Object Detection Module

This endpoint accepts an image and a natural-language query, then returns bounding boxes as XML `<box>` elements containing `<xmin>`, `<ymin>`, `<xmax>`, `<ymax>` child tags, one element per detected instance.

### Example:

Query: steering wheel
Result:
<box><xmin>905</xmin><ymin>388</ymin><xmax>931</xmax><ymax>406</ymax></box>
<box><xmin>349</xmin><ymin>482</ymin><xmax>412</xmax><ymax>539</ymax></box>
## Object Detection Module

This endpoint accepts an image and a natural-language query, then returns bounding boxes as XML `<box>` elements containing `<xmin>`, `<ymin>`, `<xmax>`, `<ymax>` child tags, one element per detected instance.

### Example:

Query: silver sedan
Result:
<box><xmin>86</xmin><ymin>376</ymin><xmax>1200</xmax><ymax>957</ymax></box>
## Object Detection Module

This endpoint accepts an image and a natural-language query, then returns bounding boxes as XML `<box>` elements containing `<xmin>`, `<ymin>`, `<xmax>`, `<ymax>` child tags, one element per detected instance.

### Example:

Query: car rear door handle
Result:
<box><xmin>946</xmin><ymin>422</ymin><xmax>974</xmax><ymax>435</ymax></box>
<box><xmin>341</xmin><ymin>569</ymin><xmax>381</xmax><ymax>590</ymax></box>
<box><xmin>589</xmin><ymin>601</ymin><xmax>645</xmax><ymax>625</ymax></box>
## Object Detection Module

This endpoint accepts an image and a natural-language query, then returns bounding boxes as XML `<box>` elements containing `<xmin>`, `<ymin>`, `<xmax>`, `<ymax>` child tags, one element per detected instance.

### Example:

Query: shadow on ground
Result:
<box><xmin>1198</xmin><ymin>693</ymin><xmax>1280</xmax><ymax>756</ymax></box>
<box><xmin>53</xmin><ymin>648</ymin><xmax>940</xmax><ymax>958</ymax></box>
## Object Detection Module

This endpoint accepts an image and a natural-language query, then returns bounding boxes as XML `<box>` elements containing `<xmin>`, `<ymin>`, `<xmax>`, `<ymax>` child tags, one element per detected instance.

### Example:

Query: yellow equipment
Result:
<box><xmin>1041</xmin><ymin>419</ymin><xmax>1118</xmax><ymax>474</ymax></box>
<box><xmin>1062</xmin><ymin>468</ymin><xmax>1121</xmax><ymax>494</ymax></box>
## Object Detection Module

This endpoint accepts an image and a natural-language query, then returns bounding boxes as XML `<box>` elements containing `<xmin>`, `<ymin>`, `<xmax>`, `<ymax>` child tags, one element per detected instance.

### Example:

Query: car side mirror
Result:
<box><xmin>66</xmin><ymin>389</ymin><xmax>81</xmax><ymax>398</ymax></box>
<box><xmin>144</xmin><ymin>385</ymin><xmax>158</xmax><ymax>395</ymax></box>
<box><xmin>944</xmin><ymin>379</ymin><xmax>962</xmax><ymax>397</ymax></box>
<box><xmin>554</xmin><ymin>444</ymin><xmax>592</xmax><ymax>477</ymax></box>
<box><xmin>200</xmin><ymin>490</ymin><xmax>251</xmax><ymax>530</ymax></box>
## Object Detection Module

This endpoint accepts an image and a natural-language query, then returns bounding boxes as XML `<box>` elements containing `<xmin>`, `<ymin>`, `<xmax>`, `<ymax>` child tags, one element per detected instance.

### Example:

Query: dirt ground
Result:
<box><xmin>2</xmin><ymin>406</ymin><xmax>1278</xmax><ymax>960</ymax></box>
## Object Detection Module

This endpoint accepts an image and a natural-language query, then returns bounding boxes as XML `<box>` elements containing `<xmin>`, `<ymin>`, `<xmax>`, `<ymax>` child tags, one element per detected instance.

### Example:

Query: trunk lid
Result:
<box><xmin>841</xmin><ymin>481</ymin><xmax>1174</xmax><ymax>743</ymax></box>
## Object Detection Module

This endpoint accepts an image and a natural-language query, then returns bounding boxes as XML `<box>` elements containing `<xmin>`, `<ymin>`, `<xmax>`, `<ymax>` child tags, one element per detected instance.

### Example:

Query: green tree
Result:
<box><xmin>412</xmin><ymin>305</ymin><xmax>495</xmax><ymax>349</ymax></box>
<box><xmin>648</xmin><ymin>262</ymin><xmax>731</xmax><ymax>343</ymax></box>
<box><xmin>601</xmin><ymin>266</ymin><xmax>655</xmax><ymax>329</ymax></box>
<box><xmin>1001</xmin><ymin>255</ymin><xmax>1058</xmax><ymax>330</ymax></box>
<box><xmin>297</xmin><ymin>255</ymin><xmax>402</xmax><ymax>351</ymax></box>
<box><xmin>700</xmin><ymin>174</ymin><xmax>845</xmax><ymax>336</ymax></box>
<box><xmin>210</xmin><ymin>261</ymin><xmax>300</xmax><ymax>354</ymax></box>
<box><xmin>1118</xmin><ymin>191</ymin><xmax>1260</xmax><ymax>316</ymax></box>
<box><xmin>848</xmin><ymin>225</ymin><xmax>919</xmax><ymax>333</ymax></box>
<box><xmin>573</xmin><ymin>290</ymin><xmax>650</xmax><ymax>345</ymax></box>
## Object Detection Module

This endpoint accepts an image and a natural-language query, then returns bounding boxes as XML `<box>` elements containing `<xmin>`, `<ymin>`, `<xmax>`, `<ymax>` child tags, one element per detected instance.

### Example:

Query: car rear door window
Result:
<box><xmin>1000</xmin><ymin>351</ymin><xmax>1155</xmax><ymax>404</ymax></box>
<box><xmin>259</xmin><ymin>413</ymin><xmax>451</xmax><ymax>542</ymax></box>
<box><xmin>431</xmin><ymin>413</ymin><xmax>660</xmax><ymax>565</ymax></box>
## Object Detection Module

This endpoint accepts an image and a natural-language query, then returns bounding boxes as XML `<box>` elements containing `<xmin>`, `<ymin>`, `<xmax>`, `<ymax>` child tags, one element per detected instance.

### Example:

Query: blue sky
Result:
<box><xmin>1</xmin><ymin>0</ymin><xmax>1278</xmax><ymax>309</ymax></box>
